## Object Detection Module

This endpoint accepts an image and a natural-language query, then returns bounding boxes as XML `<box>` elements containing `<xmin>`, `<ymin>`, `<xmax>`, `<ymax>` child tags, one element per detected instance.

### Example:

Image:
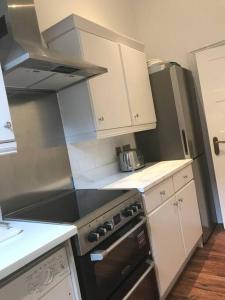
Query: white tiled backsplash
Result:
<box><xmin>67</xmin><ymin>134</ymin><xmax>136</xmax><ymax>188</ymax></box>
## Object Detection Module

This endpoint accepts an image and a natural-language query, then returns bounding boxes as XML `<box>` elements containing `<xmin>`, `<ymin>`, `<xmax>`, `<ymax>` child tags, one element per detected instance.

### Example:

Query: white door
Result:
<box><xmin>79</xmin><ymin>31</ymin><xmax>132</xmax><ymax>130</ymax></box>
<box><xmin>119</xmin><ymin>44</ymin><xmax>156</xmax><ymax>126</ymax></box>
<box><xmin>195</xmin><ymin>45</ymin><xmax>225</xmax><ymax>224</ymax></box>
<box><xmin>176</xmin><ymin>181</ymin><xmax>202</xmax><ymax>256</ymax></box>
<box><xmin>148</xmin><ymin>196</ymin><xmax>185</xmax><ymax>296</ymax></box>
<box><xmin>0</xmin><ymin>66</ymin><xmax>15</xmax><ymax>144</ymax></box>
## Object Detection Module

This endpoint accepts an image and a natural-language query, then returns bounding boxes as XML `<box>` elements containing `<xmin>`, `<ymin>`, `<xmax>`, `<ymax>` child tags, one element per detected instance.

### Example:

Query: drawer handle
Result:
<box><xmin>160</xmin><ymin>190</ymin><xmax>166</xmax><ymax>196</ymax></box>
<box><xmin>4</xmin><ymin>121</ymin><xmax>13</xmax><ymax>130</ymax></box>
<box><xmin>178</xmin><ymin>198</ymin><xmax>183</xmax><ymax>202</ymax></box>
<box><xmin>173</xmin><ymin>201</ymin><xmax>178</xmax><ymax>206</ymax></box>
<box><xmin>183</xmin><ymin>175</ymin><xmax>188</xmax><ymax>179</ymax></box>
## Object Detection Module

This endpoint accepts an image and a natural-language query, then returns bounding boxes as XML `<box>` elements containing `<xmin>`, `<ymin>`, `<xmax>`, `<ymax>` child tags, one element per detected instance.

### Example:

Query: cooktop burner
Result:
<box><xmin>6</xmin><ymin>189</ymin><xmax>130</xmax><ymax>223</ymax></box>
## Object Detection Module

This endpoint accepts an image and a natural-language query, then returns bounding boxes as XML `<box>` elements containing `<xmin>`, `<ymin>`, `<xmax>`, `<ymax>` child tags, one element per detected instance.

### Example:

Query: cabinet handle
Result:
<box><xmin>98</xmin><ymin>116</ymin><xmax>104</xmax><ymax>121</ymax></box>
<box><xmin>160</xmin><ymin>191</ymin><xmax>166</xmax><ymax>196</ymax></box>
<box><xmin>173</xmin><ymin>201</ymin><xmax>178</xmax><ymax>206</ymax></box>
<box><xmin>178</xmin><ymin>198</ymin><xmax>183</xmax><ymax>202</ymax></box>
<box><xmin>134</xmin><ymin>114</ymin><xmax>139</xmax><ymax>119</ymax></box>
<box><xmin>183</xmin><ymin>175</ymin><xmax>188</xmax><ymax>179</ymax></box>
<box><xmin>4</xmin><ymin>121</ymin><xmax>13</xmax><ymax>131</ymax></box>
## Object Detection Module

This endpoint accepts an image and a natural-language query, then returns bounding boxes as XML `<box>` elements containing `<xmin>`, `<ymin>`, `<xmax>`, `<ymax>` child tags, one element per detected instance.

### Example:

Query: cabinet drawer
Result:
<box><xmin>173</xmin><ymin>165</ymin><xmax>193</xmax><ymax>192</ymax></box>
<box><xmin>143</xmin><ymin>178</ymin><xmax>174</xmax><ymax>214</ymax></box>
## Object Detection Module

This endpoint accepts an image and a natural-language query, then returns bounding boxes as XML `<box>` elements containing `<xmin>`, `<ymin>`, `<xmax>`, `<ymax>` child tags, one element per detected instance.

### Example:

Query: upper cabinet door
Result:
<box><xmin>119</xmin><ymin>44</ymin><xmax>156</xmax><ymax>126</ymax></box>
<box><xmin>177</xmin><ymin>180</ymin><xmax>202</xmax><ymax>256</ymax></box>
<box><xmin>0</xmin><ymin>66</ymin><xmax>16</xmax><ymax>152</ymax></box>
<box><xmin>79</xmin><ymin>31</ymin><xmax>132</xmax><ymax>131</ymax></box>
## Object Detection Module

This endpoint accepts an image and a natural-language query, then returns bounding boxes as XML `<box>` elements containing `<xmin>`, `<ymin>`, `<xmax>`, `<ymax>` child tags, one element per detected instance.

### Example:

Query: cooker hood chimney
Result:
<box><xmin>0</xmin><ymin>0</ymin><xmax>107</xmax><ymax>92</ymax></box>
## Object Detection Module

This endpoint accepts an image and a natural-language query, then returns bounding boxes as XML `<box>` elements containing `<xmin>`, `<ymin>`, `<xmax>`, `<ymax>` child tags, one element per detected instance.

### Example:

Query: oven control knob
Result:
<box><xmin>130</xmin><ymin>205</ymin><xmax>138</xmax><ymax>213</ymax></box>
<box><xmin>88</xmin><ymin>232</ymin><xmax>100</xmax><ymax>242</ymax></box>
<box><xmin>135</xmin><ymin>203</ymin><xmax>142</xmax><ymax>210</ymax></box>
<box><xmin>122</xmin><ymin>208</ymin><xmax>134</xmax><ymax>217</ymax></box>
<box><xmin>97</xmin><ymin>226</ymin><xmax>107</xmax><ymax>236</ymax></box>
<box><xmin>104</xmin><ymin>222</ymin><xmax>114</xmax><ymax>231</ymax></box>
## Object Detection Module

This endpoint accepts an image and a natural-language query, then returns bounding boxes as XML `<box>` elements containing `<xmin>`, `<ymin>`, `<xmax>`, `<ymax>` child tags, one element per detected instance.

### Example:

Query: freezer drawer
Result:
<box><xmin>192</xmin><ymin>156</ymin><xmax>216</xmax><ymax>242</ymax></box>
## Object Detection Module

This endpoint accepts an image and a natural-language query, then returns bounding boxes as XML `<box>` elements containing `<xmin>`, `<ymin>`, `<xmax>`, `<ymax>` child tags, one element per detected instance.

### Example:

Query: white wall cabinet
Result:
<box><xmin>79</xmin><ymin>32</ymin><xmax>132</xmax><ymax>131</ymax></box>
<box><xmin>0</xmin><ymin>65</ymin><xmax>16</xmax><ymax>154</ymax></box>
<box><xmin>119</xmin><ymin>44</ymin><xmax>156</xmax><ymax>126</ymax></box>
<box><xmin>143</xmin><ymin>164</ymin><xmax>202</xmax><ymax>298</ymax></box>
<box><xmin>44</xmin><ymin>14</ymin><xmax>156</xmax><ymax>142</ymax></box>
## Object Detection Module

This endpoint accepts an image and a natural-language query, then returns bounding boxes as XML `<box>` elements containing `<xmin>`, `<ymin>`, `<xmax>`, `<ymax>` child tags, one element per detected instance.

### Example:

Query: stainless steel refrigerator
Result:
<box><xmin>135</xmin><ymin>64</ymin><xmax>217</xmax><ymax>242</ymax></box>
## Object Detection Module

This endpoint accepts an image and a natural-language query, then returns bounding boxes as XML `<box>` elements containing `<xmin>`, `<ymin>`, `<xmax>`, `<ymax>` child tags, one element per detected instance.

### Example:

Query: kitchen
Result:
<box><xmin>0</xmin><ymin>0</ymin><xmax>225</xmax><ymax>299</ymax></box>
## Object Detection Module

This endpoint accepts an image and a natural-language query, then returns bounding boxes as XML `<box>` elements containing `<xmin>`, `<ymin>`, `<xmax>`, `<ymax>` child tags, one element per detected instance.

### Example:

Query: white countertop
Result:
<box><xmin>103</xmin><ymin>159</ymin><xmax>192</xmax><ymax>192</ymax></box>
<box><xmin>0</xmin><ymin>220</ymin><xmax>77</xmax><ymax>281</ymax></box>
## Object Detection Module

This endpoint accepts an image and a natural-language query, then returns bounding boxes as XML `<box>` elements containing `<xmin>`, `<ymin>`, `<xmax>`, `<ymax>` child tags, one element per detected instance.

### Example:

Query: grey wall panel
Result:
<box><xmin>0</xmin><ymin>91</ymin><xmax>73</xmax><ymax>214</ymax></box>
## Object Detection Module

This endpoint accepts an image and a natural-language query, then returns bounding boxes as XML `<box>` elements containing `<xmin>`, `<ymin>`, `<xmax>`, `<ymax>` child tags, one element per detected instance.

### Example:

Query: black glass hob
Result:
<box><xmin>6</xmin><ymin>189</ymin><xmax>130</xmax><ymax>223</ymax></box>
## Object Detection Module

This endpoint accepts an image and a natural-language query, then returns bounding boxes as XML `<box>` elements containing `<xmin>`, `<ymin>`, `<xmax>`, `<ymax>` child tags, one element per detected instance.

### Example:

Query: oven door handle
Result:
<box><xmin>122</xmin><ymin>260</ymin><xmax>155</xmax><ymax>300</ymax></box>
<box><xmin>90</xmin><ymin>217</ymin><xmax>146</xmax><ymax>262</ymax></box>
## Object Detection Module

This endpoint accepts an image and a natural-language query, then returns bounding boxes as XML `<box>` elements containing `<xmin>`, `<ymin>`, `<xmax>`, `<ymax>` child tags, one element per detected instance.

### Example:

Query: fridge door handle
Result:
<box><xmin>181</xmin><ymin>129</ymin><xmax>189</xmax><ymax>156</ymax></box>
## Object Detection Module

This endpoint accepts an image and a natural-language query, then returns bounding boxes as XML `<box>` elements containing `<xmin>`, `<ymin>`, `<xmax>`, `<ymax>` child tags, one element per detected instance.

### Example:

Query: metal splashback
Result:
<box><xmin>0</xmin><ymin>0</ymin><xmax>107</xmax><ymax>92</ymax></box>
<box><xmin>0</xmin><ymin>91</ymin><xmax>74</xmax><ymax>215</ymax></box>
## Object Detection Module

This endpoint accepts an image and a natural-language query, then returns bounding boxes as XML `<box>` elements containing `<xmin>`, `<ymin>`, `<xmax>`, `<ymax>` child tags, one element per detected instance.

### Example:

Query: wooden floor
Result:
<box><xmin>168</xmin><ymin>227</ymin><xmax>225</xmax><ymax>299</ymax></box>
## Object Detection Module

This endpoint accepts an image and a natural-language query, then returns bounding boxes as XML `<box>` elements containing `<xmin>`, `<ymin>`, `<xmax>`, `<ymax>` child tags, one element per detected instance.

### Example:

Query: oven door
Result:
<box><xmin>121</xmin><ymin>260</ymin><xmax>159</xmax><ymax>300</ymax></box>
<box><xmin>111</xmin><ymin>258</ymin><xmax>159</xmax><ymax>300</ymax></box>
<box><xmin>77</xmin><ymin>216</ymin><xmax>157</xmax><ymax>300</ymax></box>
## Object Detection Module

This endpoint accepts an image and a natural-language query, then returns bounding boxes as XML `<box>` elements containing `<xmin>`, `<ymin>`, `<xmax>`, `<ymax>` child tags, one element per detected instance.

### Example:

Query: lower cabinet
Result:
<box><xmin>176</xmin><ymin>180</ymin><xmax>202</xmax><ymax>256</ymax></box>
<box><xmin>148</xmin><ymin>196</ymin><xmax>186</xmax><ymax>297</ymax></box>
<box><xmin>147</xmin><ymin>179</ymin><xmax>202</xmax><ymax>297</ymax></box>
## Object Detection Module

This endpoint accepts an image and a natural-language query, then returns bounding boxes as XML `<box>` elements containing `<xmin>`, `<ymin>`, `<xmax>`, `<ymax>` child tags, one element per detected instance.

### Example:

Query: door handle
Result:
<box><xmin>213</xmin><ymin>137</ymin><xmax>225</xmax><ymax>155</ymax></box>
<box><xmin>181</xmin><ymin>130</ymin><xmax>189</xmax><ymax>156</ymax></box>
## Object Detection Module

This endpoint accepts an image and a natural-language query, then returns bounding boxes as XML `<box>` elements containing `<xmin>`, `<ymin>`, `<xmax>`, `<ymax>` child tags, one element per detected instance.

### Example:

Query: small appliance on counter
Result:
<box><xmin>118</xmin><ymin>145</ymin><xmax>145</xmax><ymax>172</ymax></box>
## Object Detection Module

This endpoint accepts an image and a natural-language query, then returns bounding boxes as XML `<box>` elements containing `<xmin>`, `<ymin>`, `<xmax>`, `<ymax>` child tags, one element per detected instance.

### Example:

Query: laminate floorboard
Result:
<box><xmin>168</xmin><ymin>227</ymin><xmax>225</xmax><ymax>299</ymax></box>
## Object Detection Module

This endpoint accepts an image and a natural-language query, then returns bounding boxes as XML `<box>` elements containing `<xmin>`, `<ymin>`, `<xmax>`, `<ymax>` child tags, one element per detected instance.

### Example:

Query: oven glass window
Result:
<box><xmin>93</xmin><ymin>220</ymin><xmax>150</xmax><ymax>300</ymax></box>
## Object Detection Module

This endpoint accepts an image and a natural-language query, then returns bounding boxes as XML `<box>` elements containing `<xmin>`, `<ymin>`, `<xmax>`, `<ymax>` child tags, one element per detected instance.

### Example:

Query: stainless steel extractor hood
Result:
<box><xmin>0</xmin><ymin>0</ymin><xmax>107</xmax><ymax>92</ymax></box>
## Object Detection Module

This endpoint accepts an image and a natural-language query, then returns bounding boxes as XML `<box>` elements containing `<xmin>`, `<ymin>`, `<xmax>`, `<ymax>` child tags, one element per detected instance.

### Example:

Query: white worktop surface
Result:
<box><xmin>103</xmin><ymin>159</ymin><xmax>193</xmax><ymax>192</ymax></box>
<box><xmin>0</xmin><ymin>220</ymin><xmax>77</xmax><ymax>281</ymax></box>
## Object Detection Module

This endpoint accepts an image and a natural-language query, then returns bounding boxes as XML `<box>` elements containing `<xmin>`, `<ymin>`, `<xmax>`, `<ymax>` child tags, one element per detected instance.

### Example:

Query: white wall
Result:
<box><xmin>34</xmin><ymin>0</ymin><xmax>138</xmax><ymax>38</ymax></box>
<box><xmin>67</xmin><ymin>135</ymin><xmax>136</xmax><ymax>188</ymax></box>
<box><xmin>133</xmin><ymin>0</ymin><xmax>225</xmax><ymax>67</ymax></box>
